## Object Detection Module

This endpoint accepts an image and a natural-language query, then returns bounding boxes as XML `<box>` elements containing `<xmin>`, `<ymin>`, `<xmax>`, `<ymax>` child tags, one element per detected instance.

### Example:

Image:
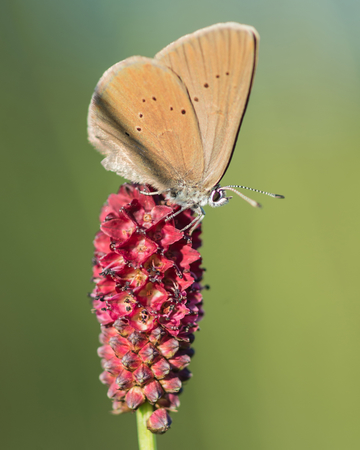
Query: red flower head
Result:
<box><xmin>91</xmin><ymin>184</ymin><xmax>204</xmax><ymax>433</ymax></box>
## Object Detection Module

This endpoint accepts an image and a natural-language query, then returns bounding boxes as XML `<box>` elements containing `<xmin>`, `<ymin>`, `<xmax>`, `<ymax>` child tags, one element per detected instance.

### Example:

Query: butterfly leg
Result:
<box><xmin>138</xmin><ymin>189</ymin><xmax>166</xmax><ymax>196</ymax></box>
<box><xmin>165</xmin><ymin>205</ymin><xmax>204</xmax><ymax>234</ymax></box>
<box><xmin>181</xmin><ymin>206</ymin><xmax>205</xmax><ymax>234</ymax></box>
<box><xmin>165</xmin><ymin>205</ymin><xmax>189</xmax><ymax>222</ymax></box>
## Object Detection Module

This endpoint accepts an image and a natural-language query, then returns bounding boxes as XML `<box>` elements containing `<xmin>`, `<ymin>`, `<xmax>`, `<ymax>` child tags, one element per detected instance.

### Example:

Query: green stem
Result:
<box><xmin>136</xmin><ymin>402</ymin><xmax>157</xmax><ymax>450</ymax></box>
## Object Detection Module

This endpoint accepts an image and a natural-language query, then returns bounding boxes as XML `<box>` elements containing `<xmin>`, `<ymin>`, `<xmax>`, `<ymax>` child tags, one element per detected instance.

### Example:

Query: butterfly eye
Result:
<box><xmin>209</xmin><ymin>188</ymin><xmax>230</xmax><ymax>208</ymax></box>
<box><xmin>212</xmin><ymin>191</ymin><xmax>220</xmax><ymax>202</ymax></box>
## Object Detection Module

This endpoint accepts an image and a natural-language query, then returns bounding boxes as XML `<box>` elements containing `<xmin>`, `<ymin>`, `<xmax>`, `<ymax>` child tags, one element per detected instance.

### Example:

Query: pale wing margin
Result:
<box><xmin>88</xmin><ymin>56</ymin><xmax>204</xmax><ymax>192</ymax></box>
<box><xmin>155</xmin><ymin>22</ymin><xmax>259</xmax><ymax>191</ymax></box>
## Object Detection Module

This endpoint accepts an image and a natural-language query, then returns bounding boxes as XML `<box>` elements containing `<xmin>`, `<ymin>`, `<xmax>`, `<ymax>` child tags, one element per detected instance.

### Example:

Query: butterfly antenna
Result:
<box><xmin>223</xmin><ymin>185</ymin><xmax>284</xmax><ymax>198</ymax></box>
<box><xmin>219</xmin><ymin>187</ymin><xmax>261</xmax><ymax>208</ymax></box>
<box><xmin>219</xmin><ymin>185</ymin><xmax>285</xmax><ymax>208</ymax></box>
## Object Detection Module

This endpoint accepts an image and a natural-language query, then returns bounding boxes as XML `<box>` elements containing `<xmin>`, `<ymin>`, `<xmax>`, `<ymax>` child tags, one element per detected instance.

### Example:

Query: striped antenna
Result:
<box><xmin>221</xmin><ymin>185</ymin><xmax>285</xmax><ymax>199</ymax></box>
<box><xmin>219</xmin><ymin>185</ymin><xmax>284</xmax><ymax>208</ymax></box>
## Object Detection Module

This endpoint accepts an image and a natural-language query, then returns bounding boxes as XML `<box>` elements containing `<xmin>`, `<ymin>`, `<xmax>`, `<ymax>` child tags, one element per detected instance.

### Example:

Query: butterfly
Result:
<box><xmin>88</xmin><ymin>22</ymin><xmax>284</xmax><ymax>232</ymax></box>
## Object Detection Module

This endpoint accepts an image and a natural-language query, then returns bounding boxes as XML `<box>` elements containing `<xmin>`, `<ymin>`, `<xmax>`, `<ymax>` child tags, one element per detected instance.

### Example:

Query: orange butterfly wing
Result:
<box><xmin>88</xmin><ymin>57</ymin><xmax>204</xmax><ymax>192</ymax></box>
<box><xmin>156</xmin><ymin>22</ymin><xmax>259</xmax><ymax>190</ymax></box>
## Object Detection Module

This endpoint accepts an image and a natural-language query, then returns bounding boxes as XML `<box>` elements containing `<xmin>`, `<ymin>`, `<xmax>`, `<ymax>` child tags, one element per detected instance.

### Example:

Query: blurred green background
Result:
<box><xmin>1</xmin><ymin>0</ymin><xmax>359</xmax><ymax>449</ymax></box>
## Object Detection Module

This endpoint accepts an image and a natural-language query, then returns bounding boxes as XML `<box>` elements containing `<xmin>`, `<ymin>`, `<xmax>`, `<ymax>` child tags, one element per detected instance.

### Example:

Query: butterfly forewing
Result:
<box><xmin>155</xmin><ymin>22</ymin><xmax>259</xmax><ymax>190</ymax></box>
<box><xmin>88</xmin><ymin>56</ymin><xmax>204</xmax><ymax>192</ymax></box>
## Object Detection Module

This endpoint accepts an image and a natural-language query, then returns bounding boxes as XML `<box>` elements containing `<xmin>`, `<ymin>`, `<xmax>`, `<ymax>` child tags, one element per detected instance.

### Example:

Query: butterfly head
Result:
<box><xmin>208</xmin><ymin>186</ymin><xmax>231</xmax><ymax>208</ymax></box>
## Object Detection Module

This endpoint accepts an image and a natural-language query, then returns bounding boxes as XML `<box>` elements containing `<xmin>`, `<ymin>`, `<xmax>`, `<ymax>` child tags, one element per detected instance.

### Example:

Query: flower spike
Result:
<box><xmin>91</xmin><ymin>183</ymin><xmax>204</xmax><ymax>433</ymax></box>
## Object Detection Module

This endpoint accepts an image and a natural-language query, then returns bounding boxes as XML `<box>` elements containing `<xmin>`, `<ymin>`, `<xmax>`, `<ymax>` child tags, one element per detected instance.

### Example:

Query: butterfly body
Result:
<box><xmin>166</xmin><ymin>183</ymin><xmax>214</xmax><ymax>208</ymax></box>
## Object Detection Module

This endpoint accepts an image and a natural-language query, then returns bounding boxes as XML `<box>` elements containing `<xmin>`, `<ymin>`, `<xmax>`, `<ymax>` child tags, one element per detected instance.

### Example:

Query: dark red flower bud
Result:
<box><xmin>125</xmin><ymin>386</ymin><xmax>146</xmax><ymax>410</ymax></box>
<box><xmin>121</xmin><ymin>351</ymin><xmax>142</xmax><ymax>371</ymax></box>
<box><xmin>160</xmin><ymin>375</ymin><xmax>182</xmax><ymax>393</ymax></box>
<box><xmin>127</xmin><ymin>331</ymin><xmax>148</xmax><ymax>352</ymax></box>
<box><xmin>108</xmin><ymin>335</ymin><xmax>129</xmax><ymax>358</ymax></box>
<box><xmin>169</xmin><ymin>352</ymin><xmax>191</xmax><ymax>371</ymax></box>
<box><xmin>143</xmin><ymin>380</ymin><xmax>164</xmax><ymax>404</ymax></box>
<box><xmin>156</xmin><ymin>393</ymin><xmax>181</xmax><ymax>411</ymax></box>
<box><xmin>111</xmin><ymin>400</ymin><xmax>132</xmax><ymax>415</ymax></box>
<box><xmin>157</xmin><ymin>338</ymin><xmax>180</xmax><ymax>359</ymax></box>
<box><xmin>116</xmin><ymin>368</ymin><xmax>133</xmax><ymax>390</ymax></box>
<box><xmin>138</xmin><ymin>343</ymin><xmax>159</xmax><ymax>364</ymax></box>
<box><xmin>133</xmin><ymin>364</ymin><xmax>154</xmax><ymax>386</ymax></box>
<box><xmin>178</xmin><ymin>368</ymin><xmax>192</xmax><ymax>382</ymax></box>
<box><xmin>151</xmin><ymin>358</ymin><xmax>171</xmax><ymax>379</ymax></box>
<box><xmin>147</xmin><ymin>408</ymin><xmax>172</xmax><ymax>434</ymax></box>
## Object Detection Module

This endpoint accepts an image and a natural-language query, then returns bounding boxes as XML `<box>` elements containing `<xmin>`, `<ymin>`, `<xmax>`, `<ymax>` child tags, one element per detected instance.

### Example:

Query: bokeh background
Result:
<box><xmin>1</xmin><ymin>0</ymin><xmax>360</xmax><ymax>449</ymax></box>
